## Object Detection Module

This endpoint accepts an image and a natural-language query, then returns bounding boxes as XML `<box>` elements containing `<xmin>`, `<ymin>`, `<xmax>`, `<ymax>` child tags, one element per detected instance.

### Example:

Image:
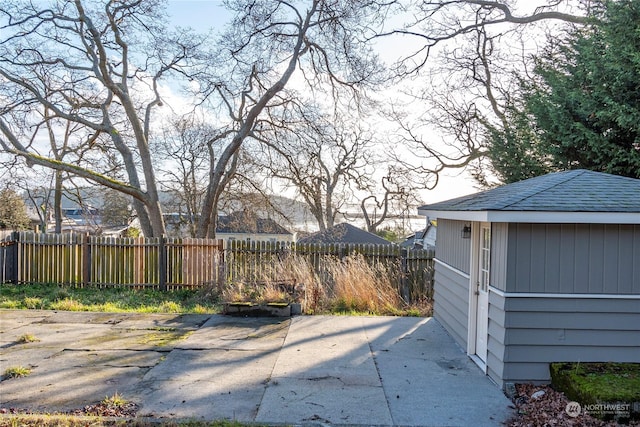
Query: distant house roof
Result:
<box><xmin>216</xmin><ymin>211</ymin><xmax>291</xmax><ymax>235</ymax></box>
<box><xmin>401</xmin><ymin>222</ymin><xmax>437</xmax><ymax>250</ymax></box>
<box><xmin>297</xmin><ymin>223</ymin><xmax>392</xmax><ymax>245</ymax></box>
<box><xmin>418</xmin><ymin>170</ymin><xmax>640</xmax><ymax>224</ymax></box>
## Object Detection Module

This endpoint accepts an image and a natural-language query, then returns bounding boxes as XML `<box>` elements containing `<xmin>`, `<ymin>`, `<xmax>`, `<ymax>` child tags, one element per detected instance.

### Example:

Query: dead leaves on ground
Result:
<box><xmin>508</xmin><ymin>384</ymin><xmax>639</xmax><ymax>427</ymax></box>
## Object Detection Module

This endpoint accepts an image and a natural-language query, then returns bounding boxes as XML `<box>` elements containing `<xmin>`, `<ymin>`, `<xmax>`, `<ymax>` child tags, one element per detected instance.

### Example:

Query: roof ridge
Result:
<box><xmin>498</xmin><ymin>170</ymin><xmax>585</xmax><ymax>209</ymax></box>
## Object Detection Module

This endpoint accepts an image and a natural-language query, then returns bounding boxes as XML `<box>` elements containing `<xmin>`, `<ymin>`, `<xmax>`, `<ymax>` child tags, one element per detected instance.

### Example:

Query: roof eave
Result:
<box><xmin>418</xmin><ymin>209</ymin><xmax>640</xmax><ymax>224</ymax></box>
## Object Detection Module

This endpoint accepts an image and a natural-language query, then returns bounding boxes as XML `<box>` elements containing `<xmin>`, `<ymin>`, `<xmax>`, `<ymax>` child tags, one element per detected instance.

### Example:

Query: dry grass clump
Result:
<box><xmin>222</xmin><ymin>282</ymin><xmax>290</xmax><ymax>304</ymax></box>
<box><xmin>220</xmin><ymin>252</ymin><xmax>431</xmax><ymax>316</ymax></box>
<box><xmin>222</xmin><ymin>255</ymin><xmax>321</xmax><ymax>309</ymax></box>
<box><xmin>325</xmin><ymin>254</ymin><xmax>401</xmax><ymax>314</ymax></box>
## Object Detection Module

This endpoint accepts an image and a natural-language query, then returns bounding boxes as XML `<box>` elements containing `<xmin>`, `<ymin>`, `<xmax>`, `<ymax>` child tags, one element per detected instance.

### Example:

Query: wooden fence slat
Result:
<box><xmin>0</xmin><ymin>231</ymin><xmax>434</xmax><ymax>301</ymax></box>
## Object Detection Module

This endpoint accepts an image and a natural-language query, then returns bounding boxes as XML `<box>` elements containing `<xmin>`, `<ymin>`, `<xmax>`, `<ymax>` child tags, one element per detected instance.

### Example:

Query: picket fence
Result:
<box><xmin>0</xmin><ymin>231</ymin><xmax>434</xmax><ymax>301</ymax></box>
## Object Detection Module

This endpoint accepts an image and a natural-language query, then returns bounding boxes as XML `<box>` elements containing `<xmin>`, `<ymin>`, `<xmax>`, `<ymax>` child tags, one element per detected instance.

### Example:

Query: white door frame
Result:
<box><xmin>467</xmin><ymin>222</ymin><xmax>490</xmax><ymax>372</ymax></box>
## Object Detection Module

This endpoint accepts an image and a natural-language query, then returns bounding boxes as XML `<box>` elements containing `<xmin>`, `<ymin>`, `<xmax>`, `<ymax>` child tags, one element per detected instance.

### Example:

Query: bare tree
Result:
<box><xmin>0</xmin><ymin>0</ymin><xmax>202</xmax><ymax>236</ymax></box>
<box><xmin>379</xmin><ymin>0</ymin><xmax>591</xmax><ymax>186</ymax></box>
<box><xmin>253</xmin><ymin>102</ymin><xmax>426</xmax><ymax>234</ymax></box>
<box><xmin>358</xmin><ymin>166</ymin><xmax>425</xmax><ymax>234</ymax></box>
<box><xmin>153</xmin><ymin>116</ymin><xmax>215</xmax><ymax>237</ymax></box>
<box><xmin>381</xmin><ymin>0</ymin><xmax>590</xmax><ymax>75</ymax></box>
<box><xmin>192</xmin><ymin>0</ymin><xmax>388</xmax><ymax>237</ymax></box>
<box><xmin>255</xmin><ymin>108</ymin><xmax>373</xmax><ymax>232</ymax></box>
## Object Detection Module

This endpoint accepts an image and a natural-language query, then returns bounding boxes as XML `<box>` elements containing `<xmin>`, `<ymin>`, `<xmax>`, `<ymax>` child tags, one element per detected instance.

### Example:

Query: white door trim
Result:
<box><xmin>466</xmin><ymin>222</ymin><xmax>490</xmax><ymax>373</ymax></box>
<box><xmin>467</xmin><ymin>223</ymin><xmax>479</xmax><ymax>358</ymax></box>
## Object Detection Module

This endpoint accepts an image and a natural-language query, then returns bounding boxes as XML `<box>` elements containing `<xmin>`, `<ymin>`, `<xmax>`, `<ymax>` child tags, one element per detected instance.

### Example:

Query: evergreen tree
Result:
<box><xmin>0</xmin><ymin>188</ymin><xmax>31</xmax><ymax>230</ymax></box>
<box><xmin>487</xmin><ymin>0</ymin><xmax>640</xmax><ymax>181</ymax></box>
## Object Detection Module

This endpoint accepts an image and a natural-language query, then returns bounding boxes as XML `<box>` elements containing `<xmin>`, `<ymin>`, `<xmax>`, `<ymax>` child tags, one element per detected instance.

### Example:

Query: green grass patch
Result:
<box><xmin>3</xmin><ymin>365</ymin><xmax>31</xmax><ymax>378</ymax></box>
<box><xmin>138</xmin><ymin>330</ymin><xmax>193</xmax><ymax>347</ymax></box>
<box><xmin>17</xmin><ymin>333</ymin><xmax>40</xmax><ymax>343</ymax></box>
<box><xmin>550</xmin><ymin>362</ymin><xmax>640</xmax><ymax>420</ymax></box>
<box><xmin>0</xmin><ymin>283</ymin><xmax>222</xmax><ymax>314</ymax></box>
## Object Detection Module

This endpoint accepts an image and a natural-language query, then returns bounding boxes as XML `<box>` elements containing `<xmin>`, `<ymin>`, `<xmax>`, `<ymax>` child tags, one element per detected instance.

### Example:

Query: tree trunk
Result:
<box><xmin>54</xmin><ymin>171</ymin><xmax>63</xmax><ymax>234</ymax></box>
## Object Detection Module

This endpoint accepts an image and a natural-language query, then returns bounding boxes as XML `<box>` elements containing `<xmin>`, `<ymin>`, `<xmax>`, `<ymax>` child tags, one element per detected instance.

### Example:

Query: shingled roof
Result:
<box><xmin>418</xmin><ymin>170</ymin><xmax>640</xmax><ymax>224</ymax></box>
<box><xmin>217</xmin><ymin>211</ymin><xmax>291</xmax><ymax>235</ymax></box>
<box><xmin>298</xmin><ymin>223</ymin><xmax>392</xmax><ymax>245</ymax></box>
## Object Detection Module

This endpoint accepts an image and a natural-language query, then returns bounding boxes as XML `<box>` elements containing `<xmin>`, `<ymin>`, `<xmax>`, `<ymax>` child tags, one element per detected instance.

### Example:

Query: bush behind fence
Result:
<box><xmin>0</xmin><ymin>231</ymin><xmax>434</xmax><ymax>302</ymax></box>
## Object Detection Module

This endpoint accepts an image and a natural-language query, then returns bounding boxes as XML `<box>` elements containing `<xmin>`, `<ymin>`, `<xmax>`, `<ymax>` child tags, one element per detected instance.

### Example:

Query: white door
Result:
<box><xmin>475</xmin><ymin>224</ymin><xmax>490</xmax><ymax>363</ymax></box>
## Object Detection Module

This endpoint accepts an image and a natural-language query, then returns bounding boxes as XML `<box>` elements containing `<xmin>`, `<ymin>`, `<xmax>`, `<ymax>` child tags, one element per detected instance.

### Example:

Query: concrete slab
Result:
<box><xmin>257</xmin><ymin>377</ymin><xmax>393</xmax><ymax>425</ymax></box>
<box><xmin>115</xmin><ymin>313</ymin><xmax>210</xmax><ymax>331</ymax></box>
<box><xmin>0</xmin><ymin>310</ymin><xmax>208</xmax><ymax>412</ymax></box>
<box><xmin>135</xmin><ymin>316</ymin><xmax>289</xmax><ymax>421</ymax></box>
<box><xmin>179</xmin><ymin>315</ymin><xmax>290</xmax><ymax>351</ymax></box>
<box><xmin>256</xmin><ymin>316</ymin><xmax>393</xmax><ymax>425</ymax></box>
<box><xmin>362</xmin><ymin>316</ymin><xmax>514</xmax><ymax>426</ymax></box>
<box><xmin>0</xmin><ymin>310</ymin><xmax>515</xmax><ymax>426</ymax></box>
<box><xmin>134</xmin><ymin>348</ymin><xmax>279</xmax><ymax>421</ymax></box>
<box><xmin>1</xmin><ymin>348</ymin><xmax>155</xmax><ymax>411</ymax></box>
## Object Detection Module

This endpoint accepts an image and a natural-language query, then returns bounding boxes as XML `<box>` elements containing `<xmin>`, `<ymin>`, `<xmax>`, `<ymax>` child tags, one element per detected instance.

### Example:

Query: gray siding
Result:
<box><xmin>487</xmin><ymin>291</ymin><xmax>506</xmax><ymax>385</ymax></box>
<box><xmin>491</xmin><ymin>223</ymin><xmax>509</xmax><ymax>292</ymax></box>
<box><xmin>488</xmin><ymin>292</ymin><xmax>640</xmax><ymax>387</ymax></box>
<box><xmin>433</xmin><ymin>262</ymin><xmax>469</xmax><ymax>349</ymax></box>
<box><xmin>436</xmin><ymin>219</ymin><xmax>471</xmax><ymax>275</ymax></box>
<box><xmin>506</xmin><ymin>223</ymin><xmax>640</xmax><ymax>294</ymax></box>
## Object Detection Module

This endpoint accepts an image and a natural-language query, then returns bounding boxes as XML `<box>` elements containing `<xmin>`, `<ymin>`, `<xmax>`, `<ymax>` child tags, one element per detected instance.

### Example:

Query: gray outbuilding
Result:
<box><xmin>418</xmin><ymin>169</ymin><xmax>640</xmax><ymax>388</ymax></box>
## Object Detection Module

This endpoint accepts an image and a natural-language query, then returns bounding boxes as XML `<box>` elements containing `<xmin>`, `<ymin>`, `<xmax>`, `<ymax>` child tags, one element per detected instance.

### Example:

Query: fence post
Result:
<box><xmin>9</xmin><ymin>231</ymin><xmax>19</xmax><ymax>284</ymax></box>
<box><xmin>215</xmin><ymin>239</ymin><xmax>224</xmax><ymax>286</ymax></box>
<box><xmin>82</xmin><ymin>232</ymin><xmax>91</xmax><ymax>287</ymax></box>
<box><xmin>400</xmin><ymin>247</ymin><xmax>409</xmax><ymax>302</ymax></box>
<box><xmin>159</xmin><ymin>235</ymin><xmax>167</xmax><ymax>291</ymax></box>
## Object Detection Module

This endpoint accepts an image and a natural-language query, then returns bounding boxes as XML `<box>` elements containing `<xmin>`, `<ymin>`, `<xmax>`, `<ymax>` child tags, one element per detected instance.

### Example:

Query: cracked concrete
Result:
<box><xmin>0</xmin><ymin>310</ymin><xmax>513</xmax><ymax>426</ymax></box>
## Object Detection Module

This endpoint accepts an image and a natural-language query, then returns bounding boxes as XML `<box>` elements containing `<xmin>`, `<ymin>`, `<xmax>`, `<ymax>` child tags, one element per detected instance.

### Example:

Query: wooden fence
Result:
<box><xmin>0</xmin><ymin>231</ymin><xmax>434</xmax><ymax>301</ymax></box>
<box><xmin>0</xmin><ymin>231</ymin><xmax>224</xmax><ymax>290</ymax></box>
<box><xmin>225</xmin><ymin>240</ymin><xmax>435</xmax><ymax>302</ymax></box>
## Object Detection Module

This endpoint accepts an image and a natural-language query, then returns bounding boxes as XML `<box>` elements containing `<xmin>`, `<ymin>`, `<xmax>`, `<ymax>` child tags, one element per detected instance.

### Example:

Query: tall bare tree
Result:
<box><xmin>358</xmin><ymin>165</ymin><xmax>425</xmax><ymax>234</ymax></box>
<box><xmin>192</xmin><ymin>0</ymin><xmax>388</xmax><ymax>237</ymax></box>
<box><xmin>256</xmin><ymin>110</ymin><xmax>374</xmax><ymax>232</ymax></box>
<box><xmin>253</xmin><ymin>103</ymin><xmax>427</xmax><ymax>233</ymax></box>
<box><xmin>0</xmin><ymin>0</ymin><xmax>203</xmax><ymax>236</ymax></box>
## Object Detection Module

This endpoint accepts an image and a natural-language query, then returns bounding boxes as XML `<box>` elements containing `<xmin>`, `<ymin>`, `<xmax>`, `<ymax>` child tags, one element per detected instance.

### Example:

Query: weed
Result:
<box><xmin>222</xmin><ymin>253</ymin><xmax>431</xmax><ymax>316</ymax></box>
<box><xmin>0</xmin><ymin>299</ymin><xmax>20</xmax><ymax>309</ymax></box>
<box><xmin>4</xmin><ymin>365</ymin><xmax>31</xmax><ymax>378</ymax></box>
<box><xmin>192</xmin><ymin>304</ymin><xmax>209</xmax><ymax>314</ymax></box>
<box><xmin>22</xmin><ymin>297</ymin><xmax>43</xmax><ymax>309</ymax></box>
<box><xmin>17</xmin><ymin>333</ymin><xmax>40</xmax><ymax>343</ymax></box>
<box><xmin>157</xmin><ymin>301</ymin><xmax>181</xmax><ymax>313</ymax></box>
<box><xmin>101</xmin><ymin>391</ymin><xmax>127</xmax><ymax>408</ymax></box>
<box><xmin>50</xmin><ymin>297</ymin><xmax>84</xmax><ymax>311</ymax></box>
<box><xmin>138</xmin><ymin>330</ymin><xmax>192</xmax><ymax>346</ymax></box>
